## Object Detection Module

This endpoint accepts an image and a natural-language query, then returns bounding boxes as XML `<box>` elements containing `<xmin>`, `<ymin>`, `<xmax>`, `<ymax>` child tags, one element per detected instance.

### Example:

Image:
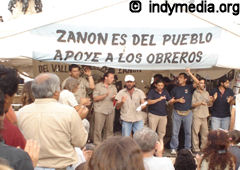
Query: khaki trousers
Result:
<box><xmin>148</xmin><ymin>113</ymin><xmax>167</xmax><ymax>140</ymax></box>
<box><xmin>93</xmin><ymin>112</ymin><xmax>115</xmax><ymax>145</ymax></box>
<box><xmin>192</xmin><ymin>116</ymin><xmax>208</xmax><ymax>152</ymax></box>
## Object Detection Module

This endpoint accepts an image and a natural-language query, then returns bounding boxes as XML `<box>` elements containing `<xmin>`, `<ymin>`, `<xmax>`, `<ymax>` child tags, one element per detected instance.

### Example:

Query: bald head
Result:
<box><xmin>32</xmin><ymin>73</ymin><xmax>60</xmax><ymax>99</ymax></box>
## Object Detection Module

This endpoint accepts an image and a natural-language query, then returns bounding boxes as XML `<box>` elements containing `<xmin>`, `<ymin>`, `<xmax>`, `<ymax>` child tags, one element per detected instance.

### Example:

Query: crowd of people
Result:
<box><xmin>0</xmin><ymin>64</ymin><xmax>240</xmax><ymax>170</ymax></box>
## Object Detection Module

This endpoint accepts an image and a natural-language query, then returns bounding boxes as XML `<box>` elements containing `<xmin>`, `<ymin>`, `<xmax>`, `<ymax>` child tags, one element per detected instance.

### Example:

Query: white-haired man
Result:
<box><xmin>18</xmin><ymin>73</ymin><xmax>88</xmax><ymax>170</ymax></box>
<box><xmin>133</xmin><ymin>127</ymin><xmax>174</xmax><ymax>170</ymax></box>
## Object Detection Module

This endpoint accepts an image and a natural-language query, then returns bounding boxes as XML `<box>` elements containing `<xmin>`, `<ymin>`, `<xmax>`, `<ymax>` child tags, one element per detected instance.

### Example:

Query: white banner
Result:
<box><xmin>32</xmin><ymin>24</ymin><xmax>221</xmax><ymax>70</ymax></box>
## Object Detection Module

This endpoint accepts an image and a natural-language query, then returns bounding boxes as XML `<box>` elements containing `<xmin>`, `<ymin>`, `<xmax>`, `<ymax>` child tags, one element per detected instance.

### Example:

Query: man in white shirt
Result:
<box><xmin>133</xmin><ymin>127</ymin><xmax>174</xmax><ymax>170</ymax></box>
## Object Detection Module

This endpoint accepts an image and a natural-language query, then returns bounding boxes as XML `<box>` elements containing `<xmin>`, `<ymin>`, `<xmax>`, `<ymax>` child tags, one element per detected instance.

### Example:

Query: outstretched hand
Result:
<box><xmin>186</xmin><ymin>68</ymin><xmax>191</xmax><ymax>74</ymax></box>
<box><xmin>24</xmin><ymin>140</ymin><xmax>40</xmax><ymax>167</ymax></box>
<box><xmin>84</xmin><ymin>67</ymin><xmax>92</xmax><ymax>77</ymax></box>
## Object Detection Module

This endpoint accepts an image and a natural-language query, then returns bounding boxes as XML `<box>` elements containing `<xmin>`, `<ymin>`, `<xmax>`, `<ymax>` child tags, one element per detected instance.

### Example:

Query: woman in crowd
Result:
<box><xmin>59</xmin><ymin>77</ymin><xmax>89</xmax><ymax>119</ymax></box>
<box><xmin>199</xmin><ymin>130</ymin><xmax>236</xmax><ymax>170</ymax></box>
<box><xmin>86</xmin><ymin>136</ymin><xmax>145</xmax><ymax>170</ymax></box>
<box><xmin>0</xmin><ymin>65</ymin><xmax>38</xmax><ymax>170</ymax></box>
<box><xmin>229</xmin><ymin>130</ymin><xmax>240</xmax><ymax>170</ymax></box>
<box><xmin>21</xmin><ymin>81</ymin><xmax>35</xmax><ymax>106</ymax></box>
<box><xmin>59</xmin><ymin>77</ymin><xmax>90</xmax><ymax>135</ymax></box>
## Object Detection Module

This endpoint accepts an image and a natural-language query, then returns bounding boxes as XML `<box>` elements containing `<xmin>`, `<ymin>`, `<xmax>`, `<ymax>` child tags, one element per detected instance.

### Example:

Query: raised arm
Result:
<box><xmin>84</xmin><ymin>67</ymin><xmax>95</xmax><ymax>89</ymax></box>
<box><xmin>186</xmin><ymin>68</ymin><xmax>199</xmax><ymax>85</ymax></box>
<box><xmin>229</xmin><ymin>107</ymin><xmax>236</xmax><ymax>131</ymax></box>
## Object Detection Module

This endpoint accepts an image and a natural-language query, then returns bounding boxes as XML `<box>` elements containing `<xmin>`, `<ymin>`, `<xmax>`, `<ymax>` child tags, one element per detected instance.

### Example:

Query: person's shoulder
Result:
<box><xmin>193</xmin><ymin>89</ymin><xmax>199</xmax><ymax>95</ymax></box>
<box><xmin>227</xmin><ymin>88</ymin><xmax>234</xmax><ymax>93</ymax></box>
<box><xmin>62</xmin><ymin>76</ymin><xmax>71</xmax><ymax>83</ymax></box>
<box><xmin>3</xmin><ymin>118</ymin><xmax>19</xmax><ymax>132</ymax></box>
<box><xmin>153</xmin><ymin>157</ymin><xmax>174</xmax><ymax>167</ymax></box>
<box><xmin>0</xmin><ymin>143</ymin><xmax>29</xmax><ymax>159</ymax></box>
<box><xmin>78</xmin><ymin>77</ymin><xmax>87</xmax><ymax>82</ymax></box>
<box><xmin>18</xmin><ymin>103</ymin><xmax>35</xmax><ymax>113</ymax></box>
<box><xmin>148</xmin><ymin>89</ymin><xmax>155</xmax><ymax>95</ymax></box>
<box><xmin>229</xmin><ymin>145</ymin><xmax>240</xmax><ymax>152</ymax></box>
<box><xmin>203</xmin><ymin>89</ymin><xmax>210</xmax><ymax>95</ymax></box>
<box><xmin>146</xmin><ymin>157</ymin><xmax>173</xmax><ymax>167</ymax></box>
<box><xmin>60</xmin><ymin>89</ymin><xmax>71</xmax><ymax>95</ymax></box>
<box><xmin>135</xmin><ymin>88</ymin><xmax>144</xmax><ymax>93</ymax></box>
<box><xmin>0</xmin><ymin>144</ymin><xmax>34</xmax><ymax>170</ymax></box>
<box><xmin>172</xmin><ymin>85</ymin><xmax>178</xmax><ymax>91</ymax></box>
<box><xmin>95</xmin><ymin>82</ymin><xmax>104</xmax><ymax>87</ymax></box>
<box><xmin>153</xmin><ymin>156</ymin><xmax>172</xmax><ymax>162</ymax></box>
<box><xmin>163</xmin><ymin>88</ymin><xmax>170</xmax><ymax>94</ymax></box>
<box><xmin>110</xmin><ymin>83</ymin><xmax>117</xmax><ymax>88</ymax></box>
<box><xmin>56</xmin><ymin>102</ymin><xmax>76</xmax><ymax>111</ymax></box>
<box><xmin>54</xmin><ymin>103</ymin><xmax>78</xmax><ymax>120</ymax></box>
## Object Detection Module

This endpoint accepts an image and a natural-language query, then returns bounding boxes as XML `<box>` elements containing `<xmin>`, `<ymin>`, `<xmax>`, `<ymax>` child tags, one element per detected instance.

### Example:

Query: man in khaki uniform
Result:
<box><xmin>93</xmin><ymin>72</ymin><xmax>117</xmax><ymax>145</ymax></box>
<box><xmin>192</xmin><ymin>78</ymin><xmax>212</xmax><ymax>153</ymax></box>
<box><xmin>62</xmin><ymin>64</ymin><xmax>94</xmax><ymax>105</ymax></box>
<box><xmin>115</xmin><ymin>75</ymin><xmax>146</xmax><ymax>136</ymax></box>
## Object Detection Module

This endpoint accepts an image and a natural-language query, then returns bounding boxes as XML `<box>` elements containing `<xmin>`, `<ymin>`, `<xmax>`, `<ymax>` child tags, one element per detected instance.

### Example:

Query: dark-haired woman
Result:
<box><xmin>199</xmin><ymin>130</ymin><xmax>236</xmax><ymax>170</ymax></box>
<box><xmin>0</xmin><ymin>65</ymin><xmax>36</xmax><ymax>170</ymax></box>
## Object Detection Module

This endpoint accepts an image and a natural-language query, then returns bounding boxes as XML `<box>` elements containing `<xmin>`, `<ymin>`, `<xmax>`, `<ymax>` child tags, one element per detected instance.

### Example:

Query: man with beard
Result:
<box><xmin>210</xmin><ymin>77</ymin><xmax>234</xmax><ymax>130</ymax></box>
<box><xmin>115</xmin><ymin>75</ymin><xmax>146</xmax><ymax>136</ymax></box>
<box><xmin>93</xmin><ymin>72</ymin><xmax>117</xmax><ymax>145</ymax></box>
<box><xmin>191</xmin><ymin>78</ymin><xmax>212</xmax><ymax>154</ymax></box>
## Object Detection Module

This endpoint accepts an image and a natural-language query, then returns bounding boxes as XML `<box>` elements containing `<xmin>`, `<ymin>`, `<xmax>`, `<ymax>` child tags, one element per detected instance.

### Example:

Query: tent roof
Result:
<box><xmin>0</xmin><ymin>0</ymin><xmax>240</xmax><ymax>70</ymax></box>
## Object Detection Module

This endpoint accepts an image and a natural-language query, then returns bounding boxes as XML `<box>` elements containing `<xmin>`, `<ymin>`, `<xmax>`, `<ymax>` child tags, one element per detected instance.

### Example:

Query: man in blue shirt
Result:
<box><xmin>210</xmin><ymin>77</ymin><xmax>234</xmax><ymax>130</ymax></box>
<box><xmin>170</xmin><ymin>68</ymin><xmax>199</xmax><ymax>155</ymax></box>
<box><xmin>147</xmin><ymin>79</ymin><xmax>171</xmax><ymax>141</ymax></box>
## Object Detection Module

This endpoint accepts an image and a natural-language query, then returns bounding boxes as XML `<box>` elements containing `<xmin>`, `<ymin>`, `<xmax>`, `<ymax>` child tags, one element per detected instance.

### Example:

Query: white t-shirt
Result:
<box><xmin>59</xmin><ymin>90</ymin><xmax>78</xmax><ymax>107</ymax></box>
<box><xmin>234</xmin><ymin>94</ymin><xmax>240</xmax><ymax>131</ymax></box>
<box><xmin>59</xmin><ymin>90</ymin><xmax>90</xmax><ymax>133</ymax></box>
<box><xmin>144</xmin><ymin>156</ymin><xmax>174</xmax><ymax>170</ymax></box>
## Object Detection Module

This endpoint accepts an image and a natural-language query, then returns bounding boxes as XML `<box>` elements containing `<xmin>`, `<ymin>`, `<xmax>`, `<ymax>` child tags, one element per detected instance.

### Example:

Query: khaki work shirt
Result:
<box><xmin>192</xmin><ymin>89</ymin><xmax>210</xmax><ymax>118</ymax></box>
<box><xmin>17</xmin><ymin>98</ymin><xmax>88</xmax><ymax>168</ymax></box>
<box><xmin>115</xmin><ymin>88</ymin><xmax>146</xmax><ymax>122</ymax></box>
<box><xmin>62</xmin><ymin>76</ymin><xmax>89</xmax><ymax>103</ymax></box>
<box><xmin>93</xmin><ymin>82</ymin><xmax>117</xmax><ymax>115</ymax></box>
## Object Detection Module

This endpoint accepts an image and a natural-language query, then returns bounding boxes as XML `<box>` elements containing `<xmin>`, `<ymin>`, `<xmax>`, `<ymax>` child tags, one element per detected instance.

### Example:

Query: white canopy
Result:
<box><xmin>0</xmin><ymin>0</ymin><xmax>240</xmax><ymax>70</ymax></box>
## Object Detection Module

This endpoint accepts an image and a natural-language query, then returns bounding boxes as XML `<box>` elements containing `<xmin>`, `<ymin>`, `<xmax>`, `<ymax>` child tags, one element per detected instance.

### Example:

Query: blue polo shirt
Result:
<box><xmin>210</xmin><ymin>88</ymin><xmax>234</xmax><ymax>118</ymax></box>
<box><xmin>171</xmin><ymin>84</ymin><xmax>194</xmax><ymax>111</ymax></box>
<box><xmin>147</xmin><ymin>89</ymin><xmax>171</xmax><ymax>116</ymax></box>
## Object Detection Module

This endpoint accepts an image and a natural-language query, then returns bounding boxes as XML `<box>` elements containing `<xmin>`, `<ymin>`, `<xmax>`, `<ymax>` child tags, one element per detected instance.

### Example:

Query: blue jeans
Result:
<box><xmin>170</xmin><ymin>110</ymin><xmax>192</xmax><ymax>150</ymax></box>
<box><xmin>35</xmin><ymin>166</ymin><xmax>73</xmax><ymax>170</ymax></box>
<box><xmin>122</xmin><ymin>120</ymin><xmax>143</xmax><ymax>136</ymax></box>
<box><xmin>211</xmin><ymin>116</ymin><xmax>230</xmax><ymax>130</ymax></box>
